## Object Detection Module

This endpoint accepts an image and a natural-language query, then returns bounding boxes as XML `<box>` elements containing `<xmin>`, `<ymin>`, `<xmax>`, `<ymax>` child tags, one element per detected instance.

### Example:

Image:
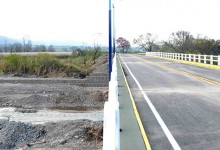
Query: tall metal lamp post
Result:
<box><xmin>113</xmin><ymin>4</ymin><xmax>116</xmax><ymax>55</ymax></box>
<box><xmin>108</xmin><ymin>0</ymin><xmax>113</xmax><ymax>81</ymax></box>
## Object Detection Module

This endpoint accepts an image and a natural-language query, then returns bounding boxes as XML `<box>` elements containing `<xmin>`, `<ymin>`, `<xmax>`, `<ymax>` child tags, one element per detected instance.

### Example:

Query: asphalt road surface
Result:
<box><xmin>119</xmin><ymin>54</ymin><xmax>220</xmax><ymax>150</ymax></box>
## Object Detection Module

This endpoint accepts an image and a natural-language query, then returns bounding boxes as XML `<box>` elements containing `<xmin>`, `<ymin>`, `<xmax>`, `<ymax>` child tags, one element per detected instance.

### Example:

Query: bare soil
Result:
<box><xmin>0</xmin><ymin>55</ymin><xmax>108</xmax><ymax>150</ymax></box>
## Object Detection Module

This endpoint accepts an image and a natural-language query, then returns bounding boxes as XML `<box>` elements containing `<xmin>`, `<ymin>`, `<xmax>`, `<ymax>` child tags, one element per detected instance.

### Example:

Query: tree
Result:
<box><xmin>4</xmin><ymin>38</ymin><xmax>8</xmax><ymax>52</ymax></box>
<box><xmin>167</xmin><ymin>31</ymin><xmax>194</xmax><ymax>53</ymax></box>
<box><xmin>14</xmin><ymin>42</ymin><xmax>23</xmax><ymax>52</ymax></box>
<box><xmin>92</xmin><ymin>46</ymin><xmax>102</xmax><ymax>64</ymax></box>
<box><xmin>48</xmin><ymin>45</ymin><xmax>55</xmax><ymax>52</ymax></box>
<box><xmin>34</xmin><ymin>45</ymin><xmax>47</xmax><ymax>52</ymax></box>
<box><xmin>25</xmin><ymin>40</ymin><xmax>32</xmax><ymax>52</ymax></box>
<box><xmin>77</xmin><ymin>49</ymin><xmax>89</xmax><ymax>66</ymax></box>
<box><xmin>116</xmin><ymin>37</ymin><xmax>131</xmax><ymax>53</ymax></box>
<box><xmin>159</xmin><ymin>41</ymin><xmax>176</xmax><ymax>52</ymax></box>
<box><xmin>8</xmin><ymin>44</ymin><xmax>15</xmax><ymax>53</ymax></box>
<box><xmin>211</xmin><ymin>40</ymin><xmax>220</xmax><ymax>55</ymax></box>
<box><xmin>193</xmin><ymin>35</ymin><xmax>218</xmax><ymax>55</ymax></box>
<box><xmin>133</xmin><ymin>33</ymin><xmax>157</xmax><ymax>52</ymax></box>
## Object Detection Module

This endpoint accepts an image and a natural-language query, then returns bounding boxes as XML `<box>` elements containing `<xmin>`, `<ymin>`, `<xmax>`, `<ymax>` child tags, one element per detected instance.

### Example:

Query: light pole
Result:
<box><xmin>108</xmin><ymin>0</ymin><xmax>113</xmax><ymax>81</ymax></box>
<box><xmin>113</xmin><ymin>4</ymin><xmax>116</xmax><ymax>55</ymax></box>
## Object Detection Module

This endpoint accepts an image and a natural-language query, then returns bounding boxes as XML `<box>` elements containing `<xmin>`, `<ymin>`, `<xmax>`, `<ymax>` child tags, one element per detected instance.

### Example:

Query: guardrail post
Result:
<box><xmin>193</xmin><ymin>54</ymin><xmax>196</xmax><ymax>62</ymax></box>
<box><xmin>204</xmin><ymin>55</ymin><xmax>207</xmax><ymax>64</ymax></box>
<box><xmin>198</xmin><ymin>54</ymin><xmax>201</xmax><ymax>63</ymax></box>
<box><xmin>210</xmin><ymin>55</ymin><xmax>213</xmax><ymax>65</ymax></box>
<box><xmin>184</xmin><ymin>54</ymin><xmax>187</xmax><ymax>61</ymax></box>
<box><xmin>189</xmin><ymin>54</ymin><xmax>191</xmax><ymax>61</ymax></box>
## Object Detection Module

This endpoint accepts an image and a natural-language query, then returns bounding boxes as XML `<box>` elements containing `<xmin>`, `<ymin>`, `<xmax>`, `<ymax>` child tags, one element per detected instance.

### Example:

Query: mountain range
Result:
<box><xmin>0</xmin><ymin>35</ymin><xmax>82</xmax><ymax>46</ymax></box>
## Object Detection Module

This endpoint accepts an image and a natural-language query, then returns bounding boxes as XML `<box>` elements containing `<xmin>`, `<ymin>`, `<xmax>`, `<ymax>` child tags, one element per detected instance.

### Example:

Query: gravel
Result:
<box><xmin>0</xmin><ymin>120</ymin><xmax>103</xmax><ymax>150</ymax></box>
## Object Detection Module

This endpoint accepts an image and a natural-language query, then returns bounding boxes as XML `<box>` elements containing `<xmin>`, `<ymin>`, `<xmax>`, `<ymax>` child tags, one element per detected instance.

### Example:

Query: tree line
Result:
<box><xmin>0</xmin><ymin>41</ymin><xmax>55</xmax><ymax>53</ymax></box>
<box><xmin>116</xmin><ymin>31</ymin><xmax>220</xmax><ymax>55</ymax></box>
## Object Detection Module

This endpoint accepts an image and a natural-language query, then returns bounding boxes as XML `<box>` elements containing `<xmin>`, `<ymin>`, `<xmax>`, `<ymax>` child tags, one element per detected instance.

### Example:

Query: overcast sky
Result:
<box><xmin>0</xmin><ymin>0</ymin><xmax>220</xmax><ymax>45</ymax></box>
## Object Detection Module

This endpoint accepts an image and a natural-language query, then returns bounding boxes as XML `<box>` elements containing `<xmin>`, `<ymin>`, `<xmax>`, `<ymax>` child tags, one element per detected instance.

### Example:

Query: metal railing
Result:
<box><xmin>103</xmin><ymin>53</ymin><xmax>120</xmax><ymax>150</ymax></box>
<box><xmin>146</xmin><ymin>52</ymin><xmax>220</xmax><ymax>66</ymax></box>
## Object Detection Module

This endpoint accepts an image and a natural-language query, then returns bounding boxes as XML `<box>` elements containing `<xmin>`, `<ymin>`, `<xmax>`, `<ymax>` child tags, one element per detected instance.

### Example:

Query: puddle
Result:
<box><xmin>49</xmin><ymin>106</ymin><xmax>103</xmax><ymax>112</ymax></box>
<box><xmin>0</xmin><ymin>107</ymin><xmax>103</xmax><ymax>124</ymax></box>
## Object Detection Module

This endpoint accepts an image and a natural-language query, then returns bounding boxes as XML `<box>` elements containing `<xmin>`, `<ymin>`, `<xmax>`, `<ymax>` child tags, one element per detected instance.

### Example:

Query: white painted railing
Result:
<box><xmin>103</xmin><ymin>53</ymin><xmax>120</xmax><ymax>150</ymax></box>
<box><xmin>146</xmin><ymin>52</ymin><xmax>220</xmax><ymax>66</ymax></box>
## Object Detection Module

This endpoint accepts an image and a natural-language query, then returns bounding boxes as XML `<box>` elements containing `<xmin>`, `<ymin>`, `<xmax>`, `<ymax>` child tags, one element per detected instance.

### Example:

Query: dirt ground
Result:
<box><xmin>0</xmin><ymin>55</ymin><xmax>108</xmax><ymax>150</ymax></box>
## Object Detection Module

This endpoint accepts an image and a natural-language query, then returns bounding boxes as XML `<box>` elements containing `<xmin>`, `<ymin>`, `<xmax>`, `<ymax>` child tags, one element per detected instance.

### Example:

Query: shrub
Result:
<box><xmin>3</xmin><ymin>54</ymin><xmax>22</xmax><ymax>73</ymax></box>
<box><xmin>0</xmin><ymin>55</ymin><xmax>4</xmax><ymax>72</ymax></box>
<box><xmin>1</xmin><ymin>51</ymin><xmax>102</xmax><ymax>77</ymax></box>
<box><xmin>33</xmin><ymin>54</ymin><xmax>64</xmax><ymax>76</ymax></box>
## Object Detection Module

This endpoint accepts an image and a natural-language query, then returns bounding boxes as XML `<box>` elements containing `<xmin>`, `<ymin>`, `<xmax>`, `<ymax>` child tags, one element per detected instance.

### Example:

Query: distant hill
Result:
<box><xmin>0</xmin><ymin>35</ymin><xmax>82</xmax><ymax>46</ymax></box>
<box><xmin>0</xmin><ymin>35</ymin><xmax>20</xmax><ymax>45</ymax></box>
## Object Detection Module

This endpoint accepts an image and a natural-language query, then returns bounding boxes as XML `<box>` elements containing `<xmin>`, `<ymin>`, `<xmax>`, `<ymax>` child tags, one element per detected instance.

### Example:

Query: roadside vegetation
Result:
<box><xmin>133</xmin><ymin>31</ymin><xmax>220</xmax><ymax>55</ymax></box>
<box><xmin>116</xmin><ymin>31</ymin><xmax>220</xmax><ymax>55</ymax></box>
<box><xmin>0</xmin><ymin>48</ymin><xmax>102</xmax><ymax>78</ymax></box>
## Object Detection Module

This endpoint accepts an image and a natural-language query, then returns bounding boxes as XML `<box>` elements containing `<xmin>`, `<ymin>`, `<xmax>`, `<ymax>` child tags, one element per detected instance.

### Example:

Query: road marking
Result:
<box><xmin>118</xmin><ymin>56</ymin><xmax>152</xmax><ymax>150</ymax></box>
<box><xmin>120</xmin><ymin>55</ymin><xmax>181</xmax><ymax>150</ymax></box>
<box><xmin>136</xmin><ymin>56</ymin><xmax>220</xmax><ymax>88</ymax></box>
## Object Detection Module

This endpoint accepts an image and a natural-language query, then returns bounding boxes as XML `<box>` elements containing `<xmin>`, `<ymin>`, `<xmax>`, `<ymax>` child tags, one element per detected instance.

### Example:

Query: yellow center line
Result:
<box><xmin>135</xmin><ymin>55</ymin><xmax>220</xmax><ymax>88</ymax></box>
<box><xmin>118</xmin><ymin>56</ymin><xmax>152</xmax><ymax>150</ymax></box>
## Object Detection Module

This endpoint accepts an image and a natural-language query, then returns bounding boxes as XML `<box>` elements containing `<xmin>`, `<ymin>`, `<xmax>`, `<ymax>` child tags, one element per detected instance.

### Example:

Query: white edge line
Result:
<box><xmin>120</xmin><ymin>55</ymin><xmax>181</xmax><ymax>150</ymax></box>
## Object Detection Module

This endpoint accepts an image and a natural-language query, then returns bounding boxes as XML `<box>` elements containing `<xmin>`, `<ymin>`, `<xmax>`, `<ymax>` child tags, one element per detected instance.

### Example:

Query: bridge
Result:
<box><xmin>104</xmin><ymin>52</ymin><xmax>220</xmax><ymax>150</ymax></box>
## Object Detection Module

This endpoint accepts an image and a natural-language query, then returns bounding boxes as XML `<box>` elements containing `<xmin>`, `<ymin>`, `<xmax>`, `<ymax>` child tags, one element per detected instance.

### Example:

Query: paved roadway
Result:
<box><xmin>119</xmin><ymin>54</ymin><xmax>220</xmax><ymax>150</ymax></box>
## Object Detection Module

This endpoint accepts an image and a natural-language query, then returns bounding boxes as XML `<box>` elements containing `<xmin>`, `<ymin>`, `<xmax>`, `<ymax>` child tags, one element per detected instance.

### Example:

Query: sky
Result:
<box><xmin>0</xmin><ymin>0</ymin><xmax>220</xmax><ymax>46</ymax></box>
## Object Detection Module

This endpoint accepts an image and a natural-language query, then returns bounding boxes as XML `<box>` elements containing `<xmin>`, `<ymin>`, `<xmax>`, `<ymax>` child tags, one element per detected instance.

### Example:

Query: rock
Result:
<box><xmin>74</xmin><ymin>135</ymin><xmax>79</xmax><ymax>139</ymax></box>
<box><xmin>58</xmin><ymin>139</ymin><xmax>67</xmax><ymax>145</ymax></box>
<box><xmin>15</xmin><ymin>108</ymin><xmax>38</xmax><ymax>113</ymax></box>
<box><xmin>42</xmin><ymin>139</ymin><xmax>46</xmax><ymax>143</ymax></box>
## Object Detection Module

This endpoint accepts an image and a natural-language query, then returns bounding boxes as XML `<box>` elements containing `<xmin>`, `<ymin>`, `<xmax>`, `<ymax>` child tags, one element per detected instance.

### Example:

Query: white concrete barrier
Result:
<box><xmin>103</xmin><ymin>52</ymin><xmax>120</xmax><ymax>150</ymax></box>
